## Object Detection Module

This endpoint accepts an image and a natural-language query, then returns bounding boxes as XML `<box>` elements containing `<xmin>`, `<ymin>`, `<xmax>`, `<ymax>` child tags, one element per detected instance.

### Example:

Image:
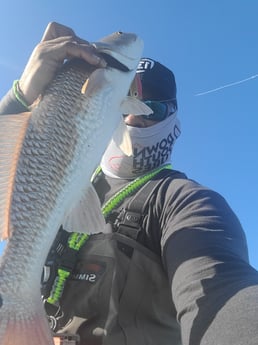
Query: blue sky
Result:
<box><xmin>0</xmin><ymin>1</ymin><xmax>257</xmax><ymax>268</ymax></box>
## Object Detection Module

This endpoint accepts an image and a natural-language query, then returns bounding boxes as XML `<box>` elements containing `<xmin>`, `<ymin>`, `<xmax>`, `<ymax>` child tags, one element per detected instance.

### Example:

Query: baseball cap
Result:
<box><xmin>136</xmin><ymin>57</ymin><xmax>177</xmax><ymax>102</ymax></box>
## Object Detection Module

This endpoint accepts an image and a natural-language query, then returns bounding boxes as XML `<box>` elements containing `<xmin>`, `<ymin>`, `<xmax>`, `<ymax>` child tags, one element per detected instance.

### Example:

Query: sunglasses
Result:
<box><xmin>141</xmin><ymin>100</ymin><xmax>177</xmax><ymax>122</ymax></box>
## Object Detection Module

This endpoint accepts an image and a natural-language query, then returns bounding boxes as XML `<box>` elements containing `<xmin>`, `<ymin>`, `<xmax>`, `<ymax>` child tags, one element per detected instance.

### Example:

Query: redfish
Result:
<box><xmin>0</xmin><ymin>31</ymin><xmax>151</xmax><ymax>345</ymax></box>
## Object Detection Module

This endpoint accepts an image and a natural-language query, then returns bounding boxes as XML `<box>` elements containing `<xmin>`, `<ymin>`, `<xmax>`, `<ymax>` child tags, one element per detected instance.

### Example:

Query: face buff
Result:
<box><xmin>101</xmin><ymin>113</ymin><xmax>181</xmax><ymax>179</ymax></box>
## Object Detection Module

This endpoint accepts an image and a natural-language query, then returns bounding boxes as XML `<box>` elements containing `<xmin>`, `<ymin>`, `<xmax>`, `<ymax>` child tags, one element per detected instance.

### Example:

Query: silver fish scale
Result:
<box><xmin>13</xmin><ymin>59</ymin><xmax>95</xmax><ymax>211</ymax></box>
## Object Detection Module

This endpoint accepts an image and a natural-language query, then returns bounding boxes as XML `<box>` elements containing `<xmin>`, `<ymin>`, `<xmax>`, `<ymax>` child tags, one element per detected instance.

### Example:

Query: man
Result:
<box><xmin>1</xmin><ymin>22</ymin><xmax>258</xmax><ymax>345</ymax></box>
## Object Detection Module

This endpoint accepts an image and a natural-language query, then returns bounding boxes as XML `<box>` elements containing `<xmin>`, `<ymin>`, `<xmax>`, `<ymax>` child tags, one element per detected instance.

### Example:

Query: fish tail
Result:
<box><xmin>0</xmin><ymin>298</ymin><xmax>54</xmax><ymax>345</ymax></box>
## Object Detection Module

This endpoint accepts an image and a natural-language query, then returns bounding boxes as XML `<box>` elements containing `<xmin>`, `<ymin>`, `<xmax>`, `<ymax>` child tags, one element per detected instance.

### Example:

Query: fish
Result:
<box><xmin>0</xmin><ymin>31</ymin><xmax>152</xmax><ymax>345</ymax></box>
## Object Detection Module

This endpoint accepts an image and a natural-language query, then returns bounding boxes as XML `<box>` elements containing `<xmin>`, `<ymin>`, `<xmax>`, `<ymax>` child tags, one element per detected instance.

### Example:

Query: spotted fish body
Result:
<box><xmin>0</xmin><ymin>32</ymin><xmax>150</xmax><ymax>345</ymax></box>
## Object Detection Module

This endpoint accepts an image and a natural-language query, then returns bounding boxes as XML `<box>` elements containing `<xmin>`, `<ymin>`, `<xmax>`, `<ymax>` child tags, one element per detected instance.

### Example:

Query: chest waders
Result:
<box><xmin>42</xmin><ymin>164</ymin><xmax>182</xmax><ymax>345</ymax></box>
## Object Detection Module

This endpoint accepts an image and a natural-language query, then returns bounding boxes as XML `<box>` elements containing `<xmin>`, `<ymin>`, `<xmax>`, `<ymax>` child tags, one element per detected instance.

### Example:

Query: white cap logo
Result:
<box><xmin>137</xmin><ymin>58</ymin><xmax>155</xmax><ymax>73</ymax></box>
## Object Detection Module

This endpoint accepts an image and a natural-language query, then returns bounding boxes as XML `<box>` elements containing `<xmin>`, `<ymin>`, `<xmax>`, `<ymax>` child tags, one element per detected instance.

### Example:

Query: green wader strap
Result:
<box><xmin>47</xmin><ymin>233</ymin><xmax>89</xmax><ymax>305</ymax></box>
<box><xmin>113</xmin><ymin>167</ymin><xmax>173</xmax><ymax>240</ymax></box>
<box><xmin>101</xmin><ymin>163</ymin><xmax>172</xmax><ymax>219</ymax></box>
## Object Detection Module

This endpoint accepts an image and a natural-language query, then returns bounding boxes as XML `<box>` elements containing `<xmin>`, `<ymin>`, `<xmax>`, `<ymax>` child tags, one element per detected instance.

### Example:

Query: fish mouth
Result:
<box><xmin>99</xmin><ymin>52</ymin><xmax>130</xmax><ymax>72</ymax></box>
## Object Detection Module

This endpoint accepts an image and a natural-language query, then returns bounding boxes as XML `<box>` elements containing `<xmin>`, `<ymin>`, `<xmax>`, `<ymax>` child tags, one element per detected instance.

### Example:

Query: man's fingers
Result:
<box><xmin>18</xmin><ymin>22</ymin><xmax>107</xmax><ymax>104</ymax></box>
<box><xmin>40</xmin><ymin>23</ymin><xmax>106</xmax><ymax>67</ymax></box>
<box><xmin>38</xmin><ymin>39</ymin><xmax>106</xmax><ymax>67</ymax></box>
<box><xmin>41</xmin><ymin>22</ymin><xmax>76</xmax><ymax>42</ymax></box>
<box><xmin>59</xmin><ymin>41</ymin><xmax>106</xmax><ymax>67</ymax></box>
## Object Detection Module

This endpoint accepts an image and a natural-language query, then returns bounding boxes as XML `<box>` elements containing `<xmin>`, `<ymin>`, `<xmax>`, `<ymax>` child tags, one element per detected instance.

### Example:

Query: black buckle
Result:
<box><xmin>114</xmin><ymin>209</ymin><xmax>142</xmax><ymax>240</ymax></box>
<box><xmin>59</xmin><ymin>247</ymin><xmax>78</xmax><ymax>272</ymax></box>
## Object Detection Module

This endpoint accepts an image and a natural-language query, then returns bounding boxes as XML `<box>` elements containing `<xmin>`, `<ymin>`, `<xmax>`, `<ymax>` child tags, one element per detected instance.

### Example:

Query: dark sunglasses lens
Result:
<box><xmin>143</xmin><ymin>101</ymin><xmax>168</xmax><ymax>121</ymax></box>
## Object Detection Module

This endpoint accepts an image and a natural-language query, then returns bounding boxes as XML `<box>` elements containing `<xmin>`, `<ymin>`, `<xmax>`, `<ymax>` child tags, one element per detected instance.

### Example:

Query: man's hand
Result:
<box><xmin>19</xmin><ymin>22</ymin><xmax>106</xmax><ymax>105</ymax></box>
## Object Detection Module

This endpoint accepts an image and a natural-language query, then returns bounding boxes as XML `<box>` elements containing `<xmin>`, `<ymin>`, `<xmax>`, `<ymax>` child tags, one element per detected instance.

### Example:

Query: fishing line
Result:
<box><xmin>195</xmin><ymin>74</ymin><xmax>258</xmax><ymax>96</ymax></box>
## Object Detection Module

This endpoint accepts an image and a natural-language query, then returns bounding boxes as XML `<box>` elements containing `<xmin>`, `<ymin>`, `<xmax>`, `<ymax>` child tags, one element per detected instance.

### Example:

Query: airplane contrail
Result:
<box><xmin>195</xmin><ymin>74</ymin><xmax>258</xmax><ymax>96</ymax></box>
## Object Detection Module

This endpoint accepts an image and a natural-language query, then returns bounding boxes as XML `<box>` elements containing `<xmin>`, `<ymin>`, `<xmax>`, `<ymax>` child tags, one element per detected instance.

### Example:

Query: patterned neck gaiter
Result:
<box><xmin>100</xmin><ymin>112</ymin><xmax>181</xmax><ymax>179</ymax></box>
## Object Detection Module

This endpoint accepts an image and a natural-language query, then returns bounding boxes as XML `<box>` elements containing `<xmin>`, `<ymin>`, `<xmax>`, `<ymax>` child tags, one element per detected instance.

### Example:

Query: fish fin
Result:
<box><xmin>128</xmin><ymin>74</ymin><xmax>142</xmax><ymax>99</ymax></box>
<box><xmin>62</xmin><ymin>184</ymin><xmax>106</xmax><ymax>234</ymax></box>
<box><xmin>81</xmin><ymin>78</ymin><xmax>89</xmax><ymax>94</ymax></box>
<box><xmin>120</xmin><ymin>96</ymin><xmax>153</xmax><ymax>116</ymax></box>
<box><xmin>112</xmin><ymin>97</ymin><xmax>153</xmax><ymax>156</ymax></box>
<box><xmin>0</xmin><ymin>297</ymin><xmax>54</xmax><ymax>345</ymax></box>
<box><xmin>112</xmin><ymin>119</ymin><xmax>133</xmax><ymax>156</ymax></box>
<box><xmin>0</xmin><ymin>112</ymin><xmax>31</xmax><ymax>240</ymax></box>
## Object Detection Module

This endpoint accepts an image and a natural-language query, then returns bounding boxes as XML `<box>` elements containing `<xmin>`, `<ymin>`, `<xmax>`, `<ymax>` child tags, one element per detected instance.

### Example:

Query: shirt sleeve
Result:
<box><xmin>160</xmin><ymin>177</ymin><xmax>258</xmax><ymax>345</ymax></box>
<box><xmin>0</xmin><ymin>88</ymin><xmax>28</xmax><ymax>115</ymax></box>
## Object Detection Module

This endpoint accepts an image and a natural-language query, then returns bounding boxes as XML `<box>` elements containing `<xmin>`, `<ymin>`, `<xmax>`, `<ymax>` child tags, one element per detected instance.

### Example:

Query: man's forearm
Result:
<box><xmin>0</xmin><ymin>88</ymin><xmax>29</xmax><ymax>115</ymax></box>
